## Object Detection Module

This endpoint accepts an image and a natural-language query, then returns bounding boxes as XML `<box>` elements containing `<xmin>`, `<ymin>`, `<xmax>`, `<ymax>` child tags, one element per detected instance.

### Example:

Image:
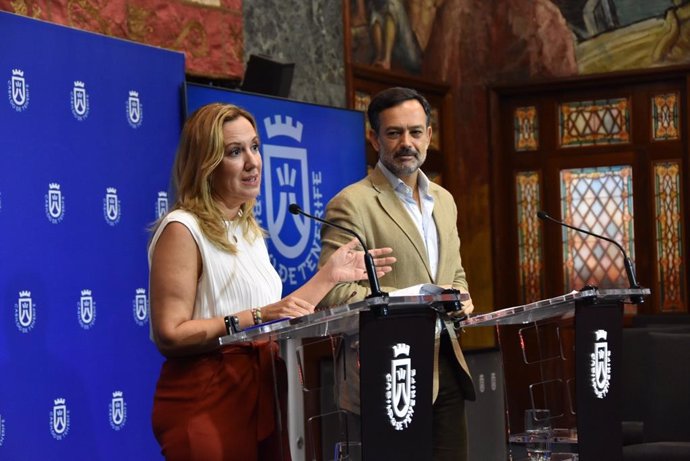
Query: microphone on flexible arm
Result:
<box><xmin>537</xmin><ymin>210</ymin><xmax>643</xmax><ymax>303</ymax></box>
<box><xmin>288</xmin><ymin>203</ymin><xmax>387</xmax><ymax>300</ymax></box>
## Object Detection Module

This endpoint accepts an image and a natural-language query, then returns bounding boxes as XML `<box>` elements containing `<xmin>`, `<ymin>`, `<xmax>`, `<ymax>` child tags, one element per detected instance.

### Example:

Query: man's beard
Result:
<box><xmin>383</xmin><ymin>147</ymin><xmax>425</xmax><ymax>176</ymax></box>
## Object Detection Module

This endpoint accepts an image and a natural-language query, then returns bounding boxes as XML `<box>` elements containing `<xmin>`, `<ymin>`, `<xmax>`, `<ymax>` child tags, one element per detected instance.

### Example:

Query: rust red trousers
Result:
<box><xmin>152</xmin><ymin>341</ymin><xmax>291</xmax><ymax>461</ymax></box>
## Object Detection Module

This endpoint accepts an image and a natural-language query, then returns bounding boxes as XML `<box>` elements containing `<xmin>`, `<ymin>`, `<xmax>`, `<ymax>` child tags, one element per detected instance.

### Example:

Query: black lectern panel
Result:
<box><xmin>575</xmin><ymin>301</ymin><xmax>623</xmax><ymax>461</ymax></box>
<box><xmin>359</xmin><ymin>307</ymin><xmax>435</xmax><ymax>461</ymax></box>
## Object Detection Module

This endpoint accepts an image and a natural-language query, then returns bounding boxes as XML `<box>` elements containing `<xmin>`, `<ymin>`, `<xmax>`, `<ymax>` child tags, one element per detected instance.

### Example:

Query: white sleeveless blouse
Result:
<box><xmin>148</xmin><ymin>209</ymin><xmax>282</xmax><ymax>322</ymax></box>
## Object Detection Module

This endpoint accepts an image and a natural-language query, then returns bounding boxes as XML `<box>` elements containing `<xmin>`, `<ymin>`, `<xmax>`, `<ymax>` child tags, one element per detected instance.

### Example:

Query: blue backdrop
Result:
<box><xmin>0</xmin><ymin>12</ymin><xmax>185</xmax><ymax>460</ymax></box>
<box><xmin>0</xmin><ymin>12</ymin><xmax>366</xmax><ymax>461</ymax></box>
<box><xmin>186</xmin><ymin>84</ymin><xmax>366</xmax><ymax>295</ymax></box>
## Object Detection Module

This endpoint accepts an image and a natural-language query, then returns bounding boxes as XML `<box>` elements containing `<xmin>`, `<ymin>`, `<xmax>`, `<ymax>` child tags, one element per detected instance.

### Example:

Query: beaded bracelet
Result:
<box><xmin>251</xmin><ymin>307</ymin><xmax>263</xmax><ymax>325</ymax></box>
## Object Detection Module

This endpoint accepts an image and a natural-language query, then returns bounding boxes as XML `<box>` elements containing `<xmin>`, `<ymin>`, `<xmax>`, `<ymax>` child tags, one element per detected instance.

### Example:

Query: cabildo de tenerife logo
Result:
<box><xmin>70</xmin><ymin>80</ymin><xmax>89</xmax><ymax>121</ymax></box>
<box><xmin>45</xmin><ymin>183</ymin><xmax>65</xmax><ymax>223</ymax></box>
<box><xmin>156</xmin><ymin>191</ymin><xmax>169</xmax><ymax>219</ymax></box>
<box><xmin>126</xmin><ymin>90</ymin><xmax>142</xmax><ymax>128</ymax></box>
<box><xmin>14</xmin><ymin>290</ymin><xmax>36</xmax><ymax>333</ymax></box>
<box><xmin>133</xmin><ymin>288</ymin><xmax>148</xmax><ymax>326</ymax></box>
<box><xmin>78</xmin><ymin>289</ymin><xmax>96</xmax><ymax>329</ymax></box>
<box><xmin>103</xmin><ymin>187</ymin><xmax>121</xmax><ymax>225</ymax></box>
<box><xmin>109</xmin><ymin>391</ymin><xmax>127</xmax><ymax>430</ymax></box>
<box><xmin>257</xmin><ymin>115</ymin><xmax>324</xmax><ymax>289</ymax></box>
<box><xmin>0</xmin><ymin>412</ymin><xmax>5</xmax><ymax>447</ymax></box>
<box><xmin>7</xmin><ymin>68</ymin><xmax>29</xmax><ymax>112</ymax></box>
<box><xmin>50</xmin><ymin>398</ymin><xmax>70</xmax><ymax>440</ymax></box>
<box><xmin>385</xmin><ymin>343</ymin><xmax>417</xmax><ymax>430</ymax></box>
<box><xmin>590</xmin><ymin>329</ymin><xmax>611</xmax><ymax>399</ymax></box>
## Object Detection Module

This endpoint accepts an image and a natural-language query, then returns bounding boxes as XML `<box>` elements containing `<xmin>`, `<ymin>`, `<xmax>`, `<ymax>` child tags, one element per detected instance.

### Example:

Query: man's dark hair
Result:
<box><xmin>367</xmin><ymin>87</ymin><xmax>432</xmax><ymax>133</ymax></box>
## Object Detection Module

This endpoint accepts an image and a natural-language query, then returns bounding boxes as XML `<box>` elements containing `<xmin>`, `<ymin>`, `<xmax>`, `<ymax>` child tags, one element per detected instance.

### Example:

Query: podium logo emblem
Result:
<box><xmin>109</xmin><ymin>391</ymin><xmax>127</xmax><ymax>430</ymax></box>
<box><xmin>70</xmin><ymin>81</ymin><xmax>89</xmax><ymax>120</ymax></box>
<box><xmin>126</xmin><ymin>90</ymin><xmax>143</xmax><ymax>128</ymax></box>
<box><xmin>133</xmin><ymin>288</ymin><xmax>148</xmax><ymax>326</ymax></box>
<box><xmin>590</xmin><ymin>329</ymin><xmax>611</xmax><ymax>398</ymax></box>
<box><xmin>385</xmin><ymin>343</ymin><xmax>417</xmax><ymax>430</ymax></box>
<box><xmin>50</xmin><ymin>398</ymin><xmax>70</xmax><ymax>440</ymax></box>
<box><xmin>78</xmin><ymin>289</ymin><xmax>96</xmax><ymax>329</ymax></box>
<box><xmin>8</xmin><ymin>68</ymin><xmax>29</xmax><ymax>111</ymax></box>
<box><xmin>14</xmin><ymin>290</ymin><xmax>36</xmax><ymax>333</ymax></box>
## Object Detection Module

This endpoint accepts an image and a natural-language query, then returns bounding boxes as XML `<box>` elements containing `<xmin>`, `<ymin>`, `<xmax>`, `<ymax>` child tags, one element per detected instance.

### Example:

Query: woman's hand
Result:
<box><xmin>261</xmin><ymin>295</ymin><xmax>315</xmax><ymax>321</ymax></box>
<box><xmin>324</xmin><ymin>238</ymin><xmax>395</xmax><ymax>283</ymax></box>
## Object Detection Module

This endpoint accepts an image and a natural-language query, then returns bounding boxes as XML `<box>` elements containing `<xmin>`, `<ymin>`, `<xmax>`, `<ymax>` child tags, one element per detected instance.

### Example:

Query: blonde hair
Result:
<box><xmin>163</xmin><ymin>102</ymin><xmax>264</xmax><ymax>253</ymax></box>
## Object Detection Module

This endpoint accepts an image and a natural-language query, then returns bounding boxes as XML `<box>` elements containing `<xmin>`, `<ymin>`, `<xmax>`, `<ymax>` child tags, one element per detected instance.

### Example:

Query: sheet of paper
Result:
<box><xmin>390</xmin><ymin>283</ymin><xmax>445</xmax><ymax>296</ymax></box>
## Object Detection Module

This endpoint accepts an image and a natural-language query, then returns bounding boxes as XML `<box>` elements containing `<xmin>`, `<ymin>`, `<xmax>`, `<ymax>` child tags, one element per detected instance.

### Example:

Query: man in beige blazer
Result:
<box><xmin>318</xmin><ymin>87</ymin><xmax>476</xmax><ymax>461</ymax></box>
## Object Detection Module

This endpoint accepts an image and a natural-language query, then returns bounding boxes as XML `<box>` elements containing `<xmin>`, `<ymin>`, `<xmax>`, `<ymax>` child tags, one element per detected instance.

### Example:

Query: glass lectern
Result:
<box><xmin>458</xmin><ymin>287</ymin><xmax>650</xmax><ymax>461</ymax></box>
<box><xmin>219</xmin><ymin>292</ymin><xmax>466</xmax><ymax>461</ymax></box>
<box><xmin>219</xmin><ymin>287</ymin><xmax>649</xmax><ymax>461</ymax></box>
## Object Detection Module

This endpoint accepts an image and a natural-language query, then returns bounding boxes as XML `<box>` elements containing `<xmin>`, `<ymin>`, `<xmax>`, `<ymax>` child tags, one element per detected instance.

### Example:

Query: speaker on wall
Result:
<box><xmin>240</xmin><ymin>54</ymin><xmax>295</xmax><ymax>98</ymax></box>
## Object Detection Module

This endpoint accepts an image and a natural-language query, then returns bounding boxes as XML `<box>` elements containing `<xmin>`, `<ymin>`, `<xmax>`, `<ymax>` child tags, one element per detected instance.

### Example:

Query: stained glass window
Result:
<box><xmin>514</xmin><ymin>106</ymin><xmax>538</xmax><ymax>151</ymax></box>
<box><xmin>559</xmin><ymin>98</ymin><xmax>630</xmax><ymax>147</ymax></box>
<box><xmin>516</xmin><ymin>171</ymin><xmax>544</xmax><ymax>303</ymax></box>
<box><xmin>560</xmin><ymin>166</ymin><xmax>635</xmax><ymax>290</ymax></box>
<box><xmin>652</xmin><ymin>93</ymin><xmax>680</xmax><ymax>141</ymax></box>
<box><xmin>654</xmin><ymin>162</ymin><xmax>685</xmax><ymax>311</ymax></box>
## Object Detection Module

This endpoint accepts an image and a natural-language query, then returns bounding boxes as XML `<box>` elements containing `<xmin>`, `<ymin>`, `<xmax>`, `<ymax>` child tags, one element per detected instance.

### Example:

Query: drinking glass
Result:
<box><xmin>524</xmin><ymin>409</ymin><xmax>552</xmax><ymax>461</ymax></box>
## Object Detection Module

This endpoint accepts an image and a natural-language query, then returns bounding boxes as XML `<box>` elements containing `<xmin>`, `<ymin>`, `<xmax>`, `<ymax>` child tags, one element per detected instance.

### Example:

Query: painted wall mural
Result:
<box><xmin>0</xmin><ymin>0</ymin><xmax>244</xmax><ymax>79</ymax></box>
<box><xmin>348</xmin><ymin>0</ymin><xmax>690</xmax><ymax>78</ymax></box>
<box><xmin>349</xmin><ymin>0</ymin><xmax>446</xmax><ymax>74</ymax></box>
<box><xmin>555</xmin><ymin>0</ymin><xmax>690</xmax><ymax>73</ymax></box>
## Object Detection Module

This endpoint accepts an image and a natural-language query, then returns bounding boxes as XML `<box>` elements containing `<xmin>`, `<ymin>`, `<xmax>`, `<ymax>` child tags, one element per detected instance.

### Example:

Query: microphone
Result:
<box><xmin>288</xmin><ymin>203</ymin><xmax>387</xmax><ymax>299</ymax></box>
<box><xmin>537</xmin><ymin>210</ymin><xmax>643</xmax><ymax>301</ymax></box>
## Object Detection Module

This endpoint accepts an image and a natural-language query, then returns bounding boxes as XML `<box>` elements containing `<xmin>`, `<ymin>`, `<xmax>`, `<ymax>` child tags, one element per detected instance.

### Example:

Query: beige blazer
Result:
<box><xmin>318</xmin><ymin>165</ymin><xmax>475</xmax><ymax>401</ymax></box>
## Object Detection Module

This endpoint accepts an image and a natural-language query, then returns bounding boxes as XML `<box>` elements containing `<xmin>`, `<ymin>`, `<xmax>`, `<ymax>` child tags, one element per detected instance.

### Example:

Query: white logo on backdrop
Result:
<box><xmin>590</xmin><ymin>329</ymin><xmax>611</xmax><ymax>399</ymax></box>
<box><xmin>8</xmin><ymin>68</ymin><xmax>29</xmax><ymax>111</ymax></box>
<box><xmin>103</xmin><ymin>187</ymin><xmax>121</xmax><ymax>225</ymax></box>
<box><xmin>126</xmin><ymin>90</ymin><xmax>142</xmax><ymax>128</ymax></box>
<box><xmin>133</xmin><ymin>288</ymin><xmax>148</xmax><ymax>326</ymax></box>
<box><xmin>45</xmin><ymin>183</ymin><xmax>65</xmax><ymax>223</ymax></box>
<box><xmin>385</xmin><ymin>343</ymin><xmax>417</xmax><ymax>430</ymax></box>
<box><xmin>109</xmin><ymin>391</ymin><xmax>127</xmax><ymax>430</ymax></box>
<box><xmin>78</xmin><ymin>289</ymin><xmax>96</xmax><ymax>329</ymax></box>
<box><xmin>70</xmin><ymin>81</ymin><xmax>89</xmax><ymax>120</ymax></box>
<box><xmin>156</xmin><ymin>191</ymin><xmax>169</xmax><ymax>219</ymax></box>
<box><xmin>14</xmin><ymin>290</ymin><xmax>36</xmax><ymax>333</ymax></box>
<box><xmin>50</xmin><ymin>398</ymin><xmax>70</xmax><ymax>440</ymax></box>
<box><xmin>259</xmin><ymin>115</ymin><xmax>323</xmax><ymax>287</ymax></box>
<box><xmin>0</xmin><ymin>413</ymin><xmax>5</xmax><ymax>447</ymax></box>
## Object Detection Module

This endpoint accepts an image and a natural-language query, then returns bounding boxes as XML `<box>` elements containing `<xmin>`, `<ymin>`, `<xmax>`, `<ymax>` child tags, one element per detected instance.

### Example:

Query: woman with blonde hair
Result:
<box><xmin>148</xmin><ymin>103</ymin><xmax>395</xmax><ymax>460</ymax></box>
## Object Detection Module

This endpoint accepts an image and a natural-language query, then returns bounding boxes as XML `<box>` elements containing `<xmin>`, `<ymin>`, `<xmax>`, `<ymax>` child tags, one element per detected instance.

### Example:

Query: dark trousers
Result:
<box><xmin>433</xmin><ymin>334</ymin><xmax>469</xmax><ymax>461</ymax></box>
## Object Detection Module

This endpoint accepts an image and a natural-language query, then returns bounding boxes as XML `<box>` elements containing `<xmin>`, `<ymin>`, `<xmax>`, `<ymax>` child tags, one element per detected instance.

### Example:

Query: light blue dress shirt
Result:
<box><xmin>378</xmin><ymin>161</ymin><xmax>439</xmax><ymax>281</ymax></box>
